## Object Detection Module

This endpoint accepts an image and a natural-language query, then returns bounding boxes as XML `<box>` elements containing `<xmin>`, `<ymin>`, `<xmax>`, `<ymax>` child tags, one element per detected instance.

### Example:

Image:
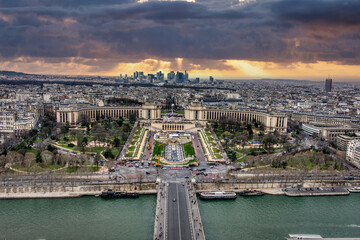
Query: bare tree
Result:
<box><xmin>92</xmin><ymin>124</ymin><xmax>106</xmax><ymax>147</ymax></box>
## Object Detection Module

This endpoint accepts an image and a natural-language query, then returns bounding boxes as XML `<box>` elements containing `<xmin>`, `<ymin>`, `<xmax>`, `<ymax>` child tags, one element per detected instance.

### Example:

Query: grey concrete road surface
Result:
<box><xmin>167</xmin><ymin>182</ymin><xmax>192</xmax><ymax>240</ymax></box>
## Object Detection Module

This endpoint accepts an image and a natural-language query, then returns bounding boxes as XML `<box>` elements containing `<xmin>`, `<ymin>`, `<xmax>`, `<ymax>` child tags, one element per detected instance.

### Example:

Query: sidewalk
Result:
<box><xmin>153</xmin><ymin>182</ymin><xmax>166</xmax><ymax>240</ymax></box>
<box><xmin>186</xmin><ymin>181</ymin><xmax>206</xmax><ymax>240</ymax></box>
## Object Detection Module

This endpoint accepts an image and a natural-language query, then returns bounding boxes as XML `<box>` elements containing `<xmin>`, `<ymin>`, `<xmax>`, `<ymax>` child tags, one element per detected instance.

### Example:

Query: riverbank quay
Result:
<box><xmin>1</xmin><ymin>172</ymin><xmax>360</xmax><ymax>199</ymax></box>
<box><xmin>288</xmin><ymin>238</ymin><xmax>360</xmax><ymax>240</ymax></box>
<box><xmin>0</xmin><ymin>190</ymin><xmax>157</xmax><ymax>199</ymax></box>
<box><xmin>288</xmin><ymin>237</ymin><xmax>360</xmax><ymax>240</ymax></box>
<box><xmin>0</xmin><ymin>183</ymin><xmax>157</xmax><ymax>199</ymax></box>
<box><xmin>2</xmin><ymin>184</ymin><xmax>357</xmax><ymax>199</ymax></box>
<box><xmin>194</xmin><ymin>179</ymin><xmax>360</xmax><ymax>192</ymax></box>
<box><xmin>284</xmin><ymin>186</ymin><xmax>350</xmax><ymax>197</ymax></box>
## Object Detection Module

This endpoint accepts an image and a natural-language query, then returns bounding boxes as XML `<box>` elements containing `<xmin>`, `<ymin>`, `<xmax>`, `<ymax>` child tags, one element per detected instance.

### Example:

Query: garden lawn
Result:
<box><xmin>153</xmin><ymin>142</ymin><xmax>164</xmax><ymax>157</ymax></box>
<box><xmin>183</xmin><ymin>142</ymin><xmax>195</xmax><ymax>158</ymax></box>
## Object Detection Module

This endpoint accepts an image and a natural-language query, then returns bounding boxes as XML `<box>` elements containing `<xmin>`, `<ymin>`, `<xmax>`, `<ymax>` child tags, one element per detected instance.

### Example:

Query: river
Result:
<box><xmin>0</xmin><ymin>195</ymin><xmax>156</xmax><ymax>240</ymax></box>
<box><xmin>0</xmin><ymin>194</ymin><xmax>360</xmax><ymax>239</ymax></box>
<box><xmin>198</xmin><ymin>194</ymin><xmax>360</xmax><ymax>240</ymax></box>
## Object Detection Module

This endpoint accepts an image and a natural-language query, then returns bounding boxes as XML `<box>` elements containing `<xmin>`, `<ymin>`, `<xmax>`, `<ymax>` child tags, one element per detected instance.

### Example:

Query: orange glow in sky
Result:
<box><xmin>0</xmin><ymin>57</ymin><xmax>359</xmax><ymax>81</ymax></box>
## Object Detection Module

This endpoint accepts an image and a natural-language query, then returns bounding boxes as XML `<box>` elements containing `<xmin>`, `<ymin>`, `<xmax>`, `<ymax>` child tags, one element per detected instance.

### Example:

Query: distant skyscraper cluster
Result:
<box><xmin>156</xmin><ymin>71</ymin><xmax>164</xmax><ymax>81</ymax></box>
<box><xmin>167</xmin><ymin>71</ymin><xmax>175</xmax><ymax>81</ymax></box>
<box><xmin>175</xmin><ymin>72</ymin><xmax>185</xmax><ymax>83</ymax></box>
<box><xmin>133</xmin><ymin>71</ymin><xmax>144</xmax><ymax>81</ymax></box>
<box><xmin>118</xmin><ymin>69</ymin><xmax>218</xmax><ymax>85</ymax></box>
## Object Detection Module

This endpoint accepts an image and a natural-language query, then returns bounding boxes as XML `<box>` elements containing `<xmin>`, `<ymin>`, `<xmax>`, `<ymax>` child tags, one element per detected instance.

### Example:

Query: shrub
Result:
<box><xmin>35</xmin><ymin>150</ymin><xmax>42</xmax><ymax>163</ymax></box>
<box><xmin>47</xmin><ymin>144</ymin><xmax>56</xmax><ymax>152</ymax></box>
<box><xmin>103</xmin><ymin>149</ymin><xmax>115</xmax><ymax>159</ymax></box>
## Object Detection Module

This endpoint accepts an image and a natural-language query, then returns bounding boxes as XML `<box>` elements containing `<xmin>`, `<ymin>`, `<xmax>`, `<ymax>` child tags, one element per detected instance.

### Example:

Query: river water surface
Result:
<box><xmin>0</xmin><ymin>194</ymin><xmax>360</xmax><ymax>240</ymax></box>
<box><xmin>0</xmin><ymin>195</ymin><xmax>156</xmax><ymax>240</ymax></box>
<box><xmin>198</xmin><ymin>194</ymin><xmax>360</xmax><ymax>240</ymax></box>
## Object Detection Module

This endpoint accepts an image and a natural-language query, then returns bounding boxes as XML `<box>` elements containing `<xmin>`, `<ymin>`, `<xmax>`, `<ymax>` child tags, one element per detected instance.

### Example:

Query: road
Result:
<box><xmin>143</xmin><ymin>132</ymin><xmax>155</xmax><ymax>162</ymax></box>
<box><xmin>2</xmin><ymin>160</ymin><xmax>360</xmax><ymax>188</ymax></box>
<box><xmin>167</xmin><ymin>182</ymin><xmax>192</xmax><ymax>240</ymax></box>
<box><xmin>192</xmin><ymin>134</ymin><xmax>206</xmax><ymax>162</ymax></box>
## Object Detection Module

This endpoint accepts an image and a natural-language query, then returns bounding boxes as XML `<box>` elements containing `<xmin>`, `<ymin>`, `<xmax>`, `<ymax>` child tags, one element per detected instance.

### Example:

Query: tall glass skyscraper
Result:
<box><xmin>325</xmin><ymin>78</ymin><xmax>332</xmax><ymax>92</ymax></box>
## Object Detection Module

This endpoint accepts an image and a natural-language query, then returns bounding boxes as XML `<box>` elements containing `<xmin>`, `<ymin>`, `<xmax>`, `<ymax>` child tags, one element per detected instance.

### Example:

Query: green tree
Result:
<box><xmin>29</xmin><ymin>129</ymin><xmax>38</xmax><ymax>137</ymax></box>
<box><xmin>116</xmin><ymin>119</ymin><xmax>123</xmax><ymax>127</ymax></box>
<box><xmin>92</xmin><ymin>124</ymin><xmax>106</xmax><ymax>147</ymax></box>
<box><xmin>222</xmin><ymin>131</ymin><xmax>231</xmax><ymax>138</ymax></box>
<box><xmin>231</xmin><ymin>133</ymin><xmax>247</xmax><ymax>150</ymax></box>
<box><xmin>69</xmin><ymin>129</ymin><xmax>77</xmax><ymax>141</ymax></box>
<box><xmin>262</xmin><ymin>133</ymin><xmax>278</xmax><ymax>153</ymax></box>
<box><xmin>229</xmin><ymin>150</ymin><xmax>236</xmax><ymax>162</ymax></box>
<box><xmin>284</xmin><ymin>142</ymin><xmax>292</xmax><ymax>152</ymax></box>
<box><xmin>239</xmin><ymin>135</ymin><xmax>248</xmax><ymax>150</ymax></box>
<box><xmin>40</xmin><ymin>126</ymin><xmax>51</xmax><ymax>139</ymax></box>
<box><xmin>242</xmin><ymin>130</ymin><xmax>249</xmax><ymax>140</ymax></box>
<box><xmin>103</xmin><ymin>149</ymin><xmax>115</xmax><ymax>159</ymax></box>
<box><xmin>129</xmin><ymin>114</ymin><xmax>136</xmax><ymax>124</ymax></box>
<box><xmin>64</xmin><ymin>122</ymin><xmax>70</xmax><ymax>133</ymax></box>
<box><xmin>77</xmin><ymin>136</ymin><xmax>87</xmax><ymax>154</ymax></box>
<box><xmin>122</xmin><ymin>123</ymin><xmax>130</xmax><ymax>133</ymax></box>
<box><xmin>47</xmin><ymin>144</ymin><xmax>56</xmax><ymax>152</ymax></box>
<box><xmin>94</xmin><ymin>153</ymin><xmax>102</xmax><ymax>167</ymax></box>
<box><xmin>274</xmin><ymin>130</ymin><xmax>280</xmax><ymax>138</ymax></box>
<box><xmin>82</xmin><ymin>137</ymin><xmax>88</xmax><ymax>146</ymax></box>
<box><xmin>76</xmin><ymin>132</ymin><xmax>84</xmax><ymax>146</ymax></box>
<box><xmin>246</xmin><ymin>124</ymin><xmax>253</xmax><ymax>136</ymax></box>
<box><xmin>79</xmin><ymin>114</ymin><xmax>90</xmax><ymax>128</ymax></box>
<box><xmin>219</xmin><ymin>117</ymin><xmax>227</xmax><ymax>131</ymax></box>
<box><xmin>35</xmin><ymin>150</ymin><xmax>43</xmax><ymax>163</ymax></box>
<box><xmin>103</xmin><ymin>119</ymin><xmax>111</xmax><ymax>131</ymax></box>
<box><xmin>113</xmin><ymin>137</ymin><xmax>121</xmax><ymax>147</ymax></box>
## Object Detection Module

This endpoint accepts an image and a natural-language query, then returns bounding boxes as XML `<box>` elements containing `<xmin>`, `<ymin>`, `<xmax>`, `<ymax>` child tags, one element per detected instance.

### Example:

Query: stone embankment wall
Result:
<box><xmin>0</xmin><ymin>182</ymin><xmax>158</xmax><ymax>199</ymax></box>
<box><xmin>195</xmin><ymin>180</ymin><xmax>360</xmax><ymax>192</ymax></box>
<box><xmin>1</xmin><ymin>180</ymin><xmax>359</xmax><ymax>199</ymax></box>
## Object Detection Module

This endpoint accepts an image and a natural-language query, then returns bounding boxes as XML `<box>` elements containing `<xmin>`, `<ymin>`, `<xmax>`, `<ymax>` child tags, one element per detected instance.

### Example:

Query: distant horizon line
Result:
<box><xmin>0</xmin><ymin>69</ymin><xmax>358</xmax><ymax>83</ymax></box>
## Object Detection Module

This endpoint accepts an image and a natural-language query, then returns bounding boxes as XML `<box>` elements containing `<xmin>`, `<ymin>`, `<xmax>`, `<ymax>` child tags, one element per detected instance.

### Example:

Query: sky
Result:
<box><xmin>0</xmin><ymin>0</ymin><xmax>359</xmax><ymax>81</ymax></box>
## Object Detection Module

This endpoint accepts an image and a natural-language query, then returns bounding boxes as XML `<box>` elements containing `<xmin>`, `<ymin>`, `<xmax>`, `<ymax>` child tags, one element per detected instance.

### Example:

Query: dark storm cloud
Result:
<box><xmin>0</xmin><ymin>0</ymin><xmax>360</xmax><ymax>66</ymax></box>
<box><xmin>0</xmin><ymin>0</ymin><xmax>134</xmax><ymax>8</ymax></box>
<box><xmin>270</xmin><ymin>0</ymin><xmax>360</xmax><ymax>26</ymax></box>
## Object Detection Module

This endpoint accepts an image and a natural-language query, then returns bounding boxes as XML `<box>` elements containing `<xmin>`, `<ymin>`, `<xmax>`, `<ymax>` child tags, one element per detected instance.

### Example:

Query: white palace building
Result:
<box><xmin>56</xmin><ymin>101</ymin><xmax>288</xmax><ymax>133</ymax></box>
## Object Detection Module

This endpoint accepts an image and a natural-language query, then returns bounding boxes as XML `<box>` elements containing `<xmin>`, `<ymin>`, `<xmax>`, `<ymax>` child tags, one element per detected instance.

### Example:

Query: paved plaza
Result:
<box><xmin>165</xmin><ymin>144</ymin><xmax>185</xmax><ymax>162</ymax></box>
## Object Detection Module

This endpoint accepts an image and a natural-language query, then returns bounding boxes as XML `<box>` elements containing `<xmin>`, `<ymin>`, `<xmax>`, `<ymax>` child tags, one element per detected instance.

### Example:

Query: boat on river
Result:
<box><xmin>99</xmin><ymin>189</ymin><xmax>139</xmax><ymax>199</ymax></box>
<box><xmin>199</xmin><ymin>191</ymin><xmax>237</xmax><ymax>200</ymax></box>
<box><xmin>239</xmin><ymin>189</ymin><xmax>264</xmax><ymax>196</ymax></box>
<box><xmin>287</xmin><ymin>234</ymin><xmax>323</xmax><ymax>239</ymax></box>
<box><xmin>348</xmin><ymin>186</ymin><xmax>360</xmax><ymax>193</ymax></box>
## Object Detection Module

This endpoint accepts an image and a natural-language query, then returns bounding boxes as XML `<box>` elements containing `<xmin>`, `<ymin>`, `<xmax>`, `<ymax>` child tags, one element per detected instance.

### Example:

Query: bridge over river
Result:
<box><xmin>153</xmin><ymin>180</ymin><xmax>205</xmax><ymax>240</ymax></box>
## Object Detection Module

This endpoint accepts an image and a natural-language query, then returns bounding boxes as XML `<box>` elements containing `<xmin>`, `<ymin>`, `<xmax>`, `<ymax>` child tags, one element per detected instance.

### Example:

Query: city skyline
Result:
<box><xmin>0</xmin><ymin>0</ymin><xmax>359</xmax><ymax>81</ymax></box>
<box><xmin>1</xmin><ymin>1</ymin><xmax>360</xmax><ymax>239</ymax></box>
